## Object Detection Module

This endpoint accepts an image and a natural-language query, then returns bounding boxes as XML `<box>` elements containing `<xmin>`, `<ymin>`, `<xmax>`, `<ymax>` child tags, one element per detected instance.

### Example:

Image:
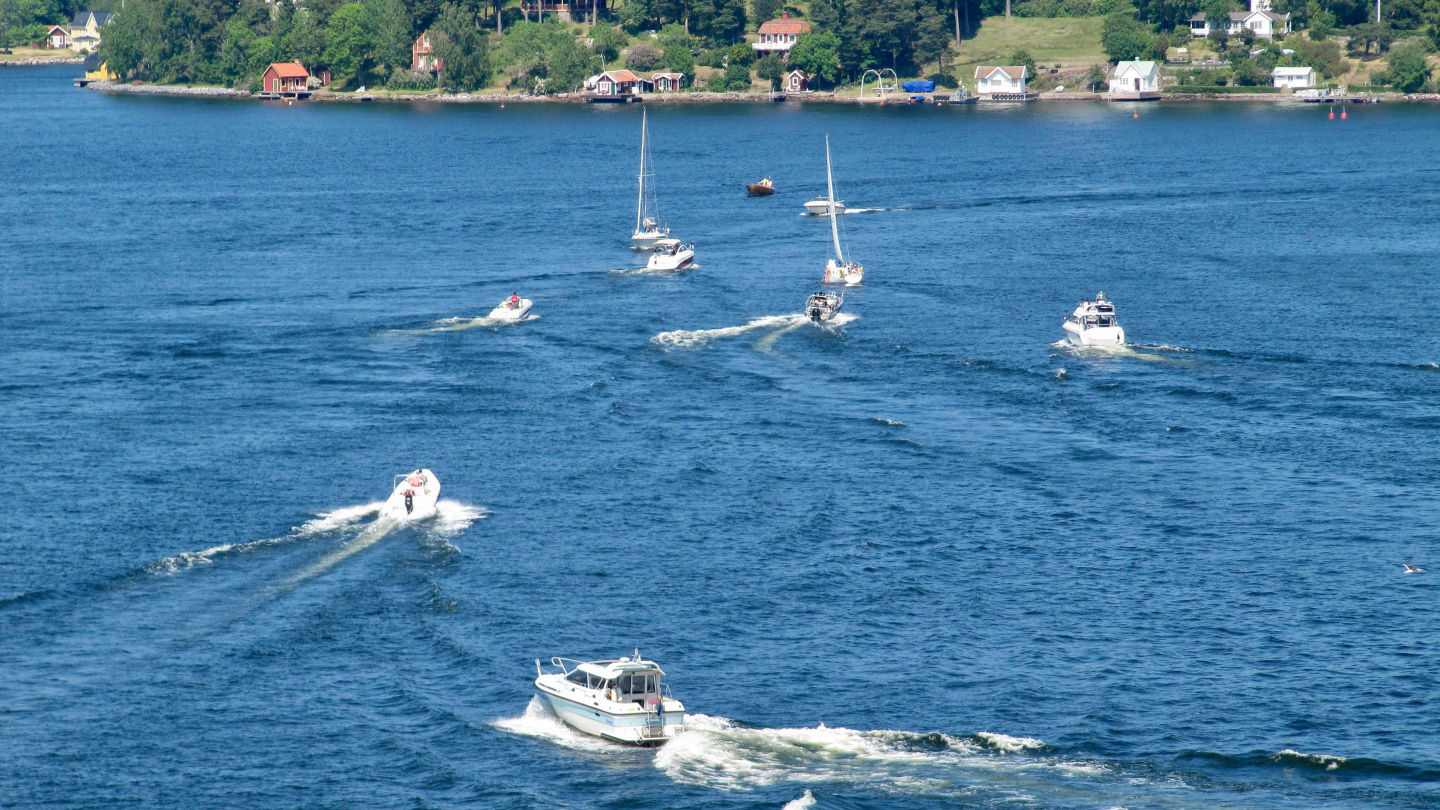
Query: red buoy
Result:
<box><xmin>1341</xmin><ymin>109</ymin><xmax>1347</xmax><ymax>119</ymax></box>
<box><xmin>1133</xmin><ymin>113</ymin><xmax>1139</xmax><ymax>118</ymax></box>
<box><xmin>1328</xmin><ymin>109</ymin><xmax>1335</xmax><ymax>119</ymax></box>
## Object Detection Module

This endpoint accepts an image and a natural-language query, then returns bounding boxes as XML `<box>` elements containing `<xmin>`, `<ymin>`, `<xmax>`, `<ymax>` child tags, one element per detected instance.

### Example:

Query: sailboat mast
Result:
<box><xmin>636</xmin><ymin>109</ymin><xmax>647</xmax><ymax>234</ymax></box>
<box><xmin>826</xmin><ymin>136</ymin><xmax>844</xmax><ymax>263</ymax></box>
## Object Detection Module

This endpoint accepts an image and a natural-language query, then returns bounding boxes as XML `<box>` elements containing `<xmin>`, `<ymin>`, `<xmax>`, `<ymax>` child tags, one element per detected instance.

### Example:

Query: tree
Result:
<box><xmin>626</xmin><ymin>40</ymin><xmax>661</xmax><ymax>68</ymax></box>
<box><xmin>323</xmin><ymin>2</ymin><xmax>372</xmax><ymax>83</ymax></box>
<box><xmin>591</xmin><ymin>22</ymin><xmax>627</xmax><ymax>63</ymax></box>
<box><xmin>435</xmin><ymin>2</ymin><xmax>491</xmax><ymax>90</ymax></box>
<box><xmin>726</xmin><ymin>41</ymin><xmax>753</xmax><ymax>66</ymax></box>
<box><xmin>914</xmin><ymin>8</ymin><xmax>952</xmax><ymax>74</ymax></box>
<box><xmin>1008</xmin><ymin>48</ymin><xmax>1035</xmax><ymax>80</ymax></box>
<box><xmin>1083</xmin><ymin>63</ymin><xmax>1107</xmax><ymax>90</ymax></box>
<box><xmin>1384</xmin><ymin>36</ymin><xmax>1431</xmax><ymax>89</ymax></box>
<box><xmin>720</xmin><ymin>57</ymin><xmax>750</xmax><ymax>88</ymax></box>
<box><xmin>755</xmin><ymin>50</ymin><xmax>783</xmax><ymax>88</ymax></box>
<box><xmin>787</xmin><ymin>29</ymin><xmax>840</xmax><ymax>85</ymax></box>
<box><xmin>365</xmin><ymin>0</ymin><xmax>413</xmax><ymax>72</ymax></box>
<box><xmin>1151</xmin><ymin>32</ymin><xmax>1169</xmax><ymax>59</ymax></box>
<box><xmin>751</xmin><ymin>0</ymin><xmax>781</xmax><ymax>24</ymax></box>
<box><xmin>1102</xmin><ymin>11</ymin><xmax>1155</xmax><ymax>62</ymax></box>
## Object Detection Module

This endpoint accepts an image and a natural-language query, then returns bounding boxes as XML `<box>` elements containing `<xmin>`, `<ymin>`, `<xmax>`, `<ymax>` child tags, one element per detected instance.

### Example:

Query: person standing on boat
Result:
<box><xmin>510</xmin><ymin>293</ymin><xmax>520</xmax><ymax>308</ymax></box>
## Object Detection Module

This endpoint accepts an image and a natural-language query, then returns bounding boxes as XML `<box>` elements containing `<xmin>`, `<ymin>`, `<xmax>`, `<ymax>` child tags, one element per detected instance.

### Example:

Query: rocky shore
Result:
<box><xmin>1</xmin><ymin>56</ymin><xmax>83</xmax><ymax>66</ymax></box>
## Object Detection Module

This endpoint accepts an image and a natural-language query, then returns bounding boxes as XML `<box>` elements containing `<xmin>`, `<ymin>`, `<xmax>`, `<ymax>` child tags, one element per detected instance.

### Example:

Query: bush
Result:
<box><xmin>722</xmin><ymin>59</ymin><xmax>751</xmax><ymax>90</ymax></box>
<box><xmin>697</xmin><ymin>48</ymin><xmax>726</xmax><ymax>68</ymax></box>
<box><xmin>926</xmin><ymin>71</ymin><xmax>958</xmax><ymax>88</ymax></box>
<box><xmin>388</xmin><ymin>69</ymin><xmax>437</xmax><ymax>90</ymax></box>
<box><xmin>1383</xmin><ymin>38</ymin><xmax>1432</xmax><ymax>92</ymax></box>
<box><xmin>755</xmin><ymin>52</ymin><xmax>784</xmax><ymax>89</ymax></box>
<box><xmin>590</xmin><ymin>23</ymin><xmax>628</xmax><ymax>63</ymax></box>
<box><xmin>626</xmin><ymin>41</ymin><xmax>661</xmax><ymax>69</ymax></box>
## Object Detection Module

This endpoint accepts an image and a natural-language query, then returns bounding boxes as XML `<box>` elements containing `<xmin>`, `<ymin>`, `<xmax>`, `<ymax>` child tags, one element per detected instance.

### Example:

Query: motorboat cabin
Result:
<box><xmin>381</xmin><ymin>469</ymin><xmax>440</xmax><ymax>521</ymax></box>
<box><xmin>805</xmin><ymin>291</ymin><xmax>843</xmax><ymax>322</ymax></box>
<box><xmin>534</xmin><ymin>650</ymin><xmax>685</xmax><ymax>745</ymax></box>
<box><xmin>804</xmin><ymin>196</ymin><xmax>844</xmax><ymax>216</ymax></box>
<box><xmin>647</xmin><ymin>238</ymin><xmax>695</xmax><ymax>271</ymax></box>
<box><xmin>1062</xmin><ymin>292</ymin><xmax>1125</xmax><ymax>347</ymax></box>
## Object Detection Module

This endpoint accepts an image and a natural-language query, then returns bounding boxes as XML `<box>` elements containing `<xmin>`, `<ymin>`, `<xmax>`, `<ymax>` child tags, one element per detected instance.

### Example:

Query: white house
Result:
<box><xmin>1107</xmin><ymin>60</ymin><xmax>1161</xmax><ymax>99</ymax></box>
<box><xmin>68</xmin><ymin>11</ymin><xmax>111</xmax><ymax>52</ymax></box>
<box><xmin>753</xmin><ymin>12</ymin><xmax>810</xmax><ymax>56</ymax></box>
<box><xmin>1273</xmin><ymin>66</ymin><xmax>1316</xmax><ymax>88</ymax></box>
<box><xmin>1191</xmin><ymin>0</ymin><xmax>1289</xmax><ymax>38</ymax></box>
<box><xmin>974</xmin><ymin>65</ymin><xmax>1028</xmax><ymax>98</ymax></box>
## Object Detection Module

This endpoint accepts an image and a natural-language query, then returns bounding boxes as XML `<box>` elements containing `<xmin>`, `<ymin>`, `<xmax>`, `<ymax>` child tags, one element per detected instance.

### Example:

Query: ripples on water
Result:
<box><xmin>1</xmin><ymin>65</ymin><xmax>1438</xmax><ymax>808</ymax></box>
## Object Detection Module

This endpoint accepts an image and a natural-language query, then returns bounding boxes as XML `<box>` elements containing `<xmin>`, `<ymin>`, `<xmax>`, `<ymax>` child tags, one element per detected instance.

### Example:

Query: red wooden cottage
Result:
<box><xmin>412</xmin><ymin>33</ymin><xmax>443</xmax><ymax>73</ymax></box>
<box><xmin>649</xmin><ymin>72</ymin><xmax>684</xmax><ymax>92</ymax></box>
<box><xmin>262</xmin><ymin>62</ymin><xmax>310</xmax><ymax>94</ymax></box>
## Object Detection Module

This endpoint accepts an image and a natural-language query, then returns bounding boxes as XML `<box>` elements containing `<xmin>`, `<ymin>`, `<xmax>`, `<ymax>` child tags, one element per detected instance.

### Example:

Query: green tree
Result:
<box><xmin>720</xmin><ymin>56</ymin><xmax>749</xmax><ymax>88</ymax></box>
<box><xmin>914</xmin><ymin>8</ymin><xmax>952</xmax><ymax>74</ymax></box>
<box><xmin>434</xmin><ymin>2</ymin><xmax>491</xmax><ymax>90</ymax></box>
<box><xmin>1008</xmin><ymin>48</ymin><xmax>1036</xmax><ymax>78</ymax></box>
<box><xmin>1102</xmin><ymin>11</ymin><xmax>1154</xmax><ymax>62</ymax></box>
<box><xmin>545</xmin><ymin>32</ymin><xmax>591</xmax><ymax>91</ymax></box>
<box><xmin>661</xmin><ymin>40</ymin><xmax>693</xmax><ymax>73</ymax></box>
<box><xmin>787</xmin><ymin>29</ymin><xmax>840</xmax><ymax>84</ymax></box>
<box><xmin>625</xmin><ymin>39</ymin><xmax>661</xmax><ymax>68</ymax></box>
<box><xmin>754</xmin><ymin>50</ymin><xmax>783</xmax><ymax>87</ymax></box>
<box><xmin>281</xmin><ymin>9</ymin><xmax>325</xmax><ymax>71</ymax></box>
<box><xmin>365</xmin><ymin>0</ymin><xmax>413</xmax><ymax>72</ymax></box>
<box><xmin>591</xmin><ymin>22</ymin><xmax>626</xmax><ymax>62</ymax></box>
<box><xmin>1083</xmin><ymin>62</ymin><xmax>1107</xmax><ymax>90</ymax></box>
<box><xmin>726</xmin><ymin>41</ymin><xmax>753</xmax><ymax>66</ymax></box>
<box><xmin>751</xmin><ymin>0</ymin><xmax>781</xmax><ymax>24</ymax></box>
<box><xmin>1384</xmin><ymin>37</ymin><xmax>1431</xmax><ymax>89</ymax></box>
<box><xmin>323</xmin><ymin>2</ymin><xmax>372</xmax><ymax>83</ymax></box>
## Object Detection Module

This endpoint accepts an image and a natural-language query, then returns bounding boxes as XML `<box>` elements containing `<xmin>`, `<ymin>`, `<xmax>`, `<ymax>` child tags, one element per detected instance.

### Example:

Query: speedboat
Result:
<box><xmin>381</xmin><ymin>469</ymin><xmax>440</xmax><ymax>522</ymax></box>
<box><xmin>819</xmin><ymin>136</ymin><xmax>863</xmax><ymax>285</ymax></box>
<box><xmin>647</xmin><ymin>238</ymin><xmax>695</xmax><ymax>271</ymax></box>
<box><xmin>488</xmin><ymin>296</ymin><xmax>533</xmax><ymax>321</ymax></box>
<box><xmin>804</xmin><ymin>196</ymin><xmax>844</xmax><ymax>216</ymax></box>
<box><xmin>746</xmin><ymin>178</ymin><xmax>774</xmax><ymax>196</ymax></box>
<box><xmin>1062</xmin><ymin>292</ymin><xmax>1125</xmax><ymax>346</ymax></box>
<box><xmin>805</xmin><ymin>290</ymin><xmax>843</xmax><ymax>322</ymax></box>
<box><xmin>630</xmin><ymin>111</ymin><xmax>673</xmax><ymax>250</ymax></box>
<box><xmin>534</xmin><ymin>650</ymin><xmax>685</xmax><ymax>746</ymax></box>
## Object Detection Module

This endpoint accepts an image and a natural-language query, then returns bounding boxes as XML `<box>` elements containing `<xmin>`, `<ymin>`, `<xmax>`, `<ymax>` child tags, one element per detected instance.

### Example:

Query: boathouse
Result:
<box><xmin>593</xmin><ymin>70</ymin><xmax>649</xmax><ymax>96</ymax></box>
<box><xmin>262</xmin><ymin>62</ymin><xmax>311</xmax><ymax>95</ymax></box>
<box><xmin>412</xmin><ymin>33</ymin><xmax>443</xmax><ymax>73</ymax></box>
<box><xmin>1107</xmin><ymin>60</ymin><xmax>1161</xmax><ymax>100</ymax></box>
<box><xmin>650</xmin><ymin>72</ymin><xmax>684</xmax><ymax>91</ymax></box>
<box><xmin>753</xmin><ymin>12</ymin><xmax>810</xmax><ymax>56</ymax></box>
<box><xmin>974</xmin><ymin>66</ymin><xmax>1028</xmax><ymax>99</ymax></box>
<box><xmin>785</xmin><ymin>69</ymin><xmax>808</xmax><ymax>91</ymax></box>
<box><xmin>1273</xmin><ymin>66</ymin><xmax>1315</xmax><ymax>88</ymax></box>
<box><xmin>47</xmin><ymin>25</ymin><xmax>70</xmax><ymax>49</ymax></box>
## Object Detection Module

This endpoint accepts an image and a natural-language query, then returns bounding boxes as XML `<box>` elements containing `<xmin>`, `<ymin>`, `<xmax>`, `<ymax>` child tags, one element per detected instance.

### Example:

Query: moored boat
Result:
<box><xmin>647</xmin><ymin>238</ymin><xmax>695</xmax><ymax>271</ymax></box>
<box><xmin>381</xmin><ymin>469</ymin><xmax>440</xmax><ymax>521</ymax></box>
<box><xmin>1062</xmin><ymin>292</ymin><xmax>1125</xmax><ymax>346</ymax></box>
<box><xmin>534</xmin><ymin>651</ymin><xmax>685</xmax><ymax>746</ymax></box>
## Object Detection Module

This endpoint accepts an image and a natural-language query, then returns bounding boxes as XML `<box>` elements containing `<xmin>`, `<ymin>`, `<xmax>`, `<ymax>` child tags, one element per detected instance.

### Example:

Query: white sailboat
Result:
<box><xmin>631</xmin><ymin>109</ymin><xmax>670</xmax><ymax>250</ymax></box>
<box><xmin>821</xmin><ymin>136</ymin><xmax>864</xmax><ymax>286</ymax></box>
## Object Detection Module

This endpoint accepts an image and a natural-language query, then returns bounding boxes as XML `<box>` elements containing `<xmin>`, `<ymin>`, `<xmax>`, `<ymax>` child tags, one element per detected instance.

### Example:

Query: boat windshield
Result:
<box><xmin>1085</xmin><ymin>315</ymin><xmax>1116</xmax><ymax>327</ymax></box>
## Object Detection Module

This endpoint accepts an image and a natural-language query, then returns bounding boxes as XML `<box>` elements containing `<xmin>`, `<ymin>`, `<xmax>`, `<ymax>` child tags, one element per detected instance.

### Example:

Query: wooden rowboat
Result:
<box><xmin>746</xmin><ymin>182</ymin><xmax>774</xmax><ymax>196</ymax></box>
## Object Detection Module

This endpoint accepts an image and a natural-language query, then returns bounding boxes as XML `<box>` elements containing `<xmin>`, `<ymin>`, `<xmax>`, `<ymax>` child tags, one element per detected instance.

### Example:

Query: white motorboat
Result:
<box><xmin>805</xmin><ymin>290</ymin><xmax>843</xmax><ymax>322</ymax></box>
<box><xmin>1062</xmin><ymin>292</ymin><xmax>1125</xmax><ymax>347</ymax></box>
<box><xmin>487</xmin><ymin>295</ymin><xmax>533</xmax><ymax>321</ymax></box>
<box><xmin>381</xmin><ymin>469</ymin><xmax>440</xmax><ymax>522</ymax></box>
<box><xmin>804</xmin><ymin>196</ymin><xmax>845</xmax><ymax>216</ymax></box>
<box><xmin>631</xmin><ymin>110</ymin><xmax>672</xmax><ymax>250</ymax></box>
<box><xmin>819</xmin><ymin>136</ymin><xmax>863</xmax><ymax>286</ymax></box>
<box><xmin>646</xmin><ymin>238</ymin><xmax>695</xmax><ymax>271</ymax></box>
<box><xmin>534</xmin><ymin>650</ymin><xmax>685</xmax><ymax>746</ymax></box>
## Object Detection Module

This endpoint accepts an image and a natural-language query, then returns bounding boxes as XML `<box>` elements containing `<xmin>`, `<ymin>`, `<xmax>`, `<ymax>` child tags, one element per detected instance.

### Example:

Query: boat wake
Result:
<box><xmin>383</xmin><ymin>315</ymin><xmax>539</xmax><ymax>335</ymax></box>
<box><xmin>146</xmin><ymin>502</ymin><xmax>384</xmax><ymax>575</ymax></box>
<box><xmin>656</xmin><ymin>716</ymin><xmax>1106</xmax><ymax>799</ymax></box>
<box><xmin>280</xmin><ymin>499</ymin><xmax>484</xmax><ymax>588</ymax></box>
<box><xmin>493</xmin><ymin>696</ymin><xmax>621</xmax><ymax>752</ymax></box>
<box><xmin>610</xmin><ymin>264</ymin><xmax>702</xmax><ymax>276</ymax></box>
<box><xmin>652</xmin><ymin>314</ymin><xmax>809</xmax><ymax>348</ymax></box>
<box><xmin>1051</xmin><ymin>341</ymin><xmax>1193</xmax><ymax>363</ymax></box>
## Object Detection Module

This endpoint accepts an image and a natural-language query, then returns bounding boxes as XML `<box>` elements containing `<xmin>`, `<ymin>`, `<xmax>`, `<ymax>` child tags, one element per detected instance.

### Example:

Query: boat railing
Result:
<box><xmin>537</xmin><ymin>656</ymin><xmax>587</xmax><ymax>677</ymax></box>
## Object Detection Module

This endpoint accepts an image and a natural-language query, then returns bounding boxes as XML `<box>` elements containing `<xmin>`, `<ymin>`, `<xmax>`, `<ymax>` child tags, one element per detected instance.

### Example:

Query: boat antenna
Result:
<box><xmin>633</xmin><ymin>647</ymin><xmax>641</xmax><ymax>661</ymax></box>
<box><xmin>635</xmin><ymin>108</ymin><xmax>647</xmax><ymax>236</ymax></box>
<box><xmin>825</xmin><ymin>135</ymin><xmax>844</xmax><ymax>264</ymax></box>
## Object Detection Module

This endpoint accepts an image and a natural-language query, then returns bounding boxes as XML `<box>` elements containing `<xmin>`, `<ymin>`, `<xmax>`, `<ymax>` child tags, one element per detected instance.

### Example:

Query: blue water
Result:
<box><xmin>3</xmin><ymin>64</ymin><xmax>1439</xmax><ymax>809</ymax></box>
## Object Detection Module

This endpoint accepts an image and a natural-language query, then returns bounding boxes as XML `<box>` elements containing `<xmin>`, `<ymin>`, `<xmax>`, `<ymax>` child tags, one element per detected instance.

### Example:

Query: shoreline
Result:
<box><xmin>80</xmin><ymin>80</ymin><xmax>1440</xmax><ymax>104</ymax></box>
<box><xmin>1</xmin><ymin>57</ymin><xmax>84</xmax><ymax>66</ymax></box>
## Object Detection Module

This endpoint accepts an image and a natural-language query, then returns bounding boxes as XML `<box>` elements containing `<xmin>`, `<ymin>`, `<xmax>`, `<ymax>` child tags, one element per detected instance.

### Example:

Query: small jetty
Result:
<box><xmin>584</xmin><ymin>93</ymin><xmax>642</xmax><ymax>103</ymax></box>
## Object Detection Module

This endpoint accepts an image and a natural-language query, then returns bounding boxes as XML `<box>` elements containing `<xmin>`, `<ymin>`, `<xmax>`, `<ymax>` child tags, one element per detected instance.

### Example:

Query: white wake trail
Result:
<box><xmin>652</xmin><ymin>312</ymin><xmax>858</xmax><ymax>349</ymax></box>
<box><xmin>146</xmin><ymin>502</ymin><xmax>384</xmax><ymax>575</ymax></box>
<box><xmin>384</xmin><ymin>315</ymin><xmax>538</xmax><ymax>336</ymax></box>
<box><xmin>493</xmin><ymin>696</ymin><xmax>619</xmax><ymax>752</ymax></box>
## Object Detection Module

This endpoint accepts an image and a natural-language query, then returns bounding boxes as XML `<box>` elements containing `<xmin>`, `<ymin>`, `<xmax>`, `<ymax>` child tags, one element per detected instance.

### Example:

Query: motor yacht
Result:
<box><xmin>647</xmin><ymin>238</ymin><xmax>695</xmax><ymax>271</ymax></box>
<box><xmin>805</xmin><ymin>291</ymin><xmax>843</xmax><ymax>322</ymax></box>
<box><xmin>487</xmin><ymin>295</ymin><xmax>533</xmax><ymax>321</ymax></box>
<box><xmin>1062</xmin><ymin>292</ymin><xmax>1125</xmax><ymax>346</ymax></box>
<box><xmin>381</xmin><ymin>469</ymin><xmax>440</xmax><ymax>522</ymax></box>
<box><xmin>804</xmin><ymin>196</ymin><xmax>845</xmax><ymax>216</ymax></box>
<box><xmin>534</xmin><ymin>650</ymin><xmax>685</xmax><ymax>746</ymax></box>
<box><xmin>819</xmin><ymin>136</ymin><xmax>863</xmax><ymax>285</ymax></box>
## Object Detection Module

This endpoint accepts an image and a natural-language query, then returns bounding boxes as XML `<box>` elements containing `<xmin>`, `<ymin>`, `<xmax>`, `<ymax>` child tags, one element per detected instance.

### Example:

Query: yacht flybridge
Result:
<box><xmin>819</xmin><ymin>136</ymin><xmax>863</xmax><ymax>286</ymax></box>
<box><xmin>647</xmin><ymin>238</ymin><xmax>695</xmax><ymax>271</ymax></box>
<box><xmin>1062</xmin><ymin>292</ymin><xmax>1125</xmax><ymax>347</ymax></box>
<box><xmin>381</xmin><ymin>469</ymin><xmax>440</xmax><ymax>522</ymax></box>
<box><xmin>535</xmin><ymin>650</ymin><xmax>685</xmax><ymax>745</ymax></box>
<box><xmin>631</xmin><ymin>110</ymin><xmax>671</xmax><ymax>250</ymax></box>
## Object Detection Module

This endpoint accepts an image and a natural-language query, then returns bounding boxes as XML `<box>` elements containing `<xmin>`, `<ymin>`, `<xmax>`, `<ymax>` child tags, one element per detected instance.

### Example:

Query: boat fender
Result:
<box><xmin>404</xmin><ymin>491</ymin><xmax>414</xmax><ymax>514</ymax></box>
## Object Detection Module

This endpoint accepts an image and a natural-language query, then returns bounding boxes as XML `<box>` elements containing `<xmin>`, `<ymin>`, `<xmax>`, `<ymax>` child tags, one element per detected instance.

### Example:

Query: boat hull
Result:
<box><xmin>381</xmin><ymin>469</ymin><xmax>440</xmax><ymax>522</ymax></box>
<box><xmin>823</xmin><ymin>260</ymin><xmax>863</xmax><ymax>286</ymax></box>
<box><xmin>632</xmin><ymin>231</ymin><xmax>669</xmax><ymax>250</ymax></box>
<box><xmin>536</xmin><ymin>683</ymin><xmax>684</xmax><ymax>746</ymax></box>
<box><xmin>1062</xmin><ymin>322</ymin><xmax>1125</xmax><ymax>347</ymax></box>
<box><xmin>487</xmin><ymin>299</ymin><xmax>533</xmax><ymax>321</ymax></box>
<box><xmin>746</xmin><ymin>184</ymin><xmax>774</xmax><ymax>196</ymax></box>
<box><xmin>647</xmin><ymin>249</ymin><xmax>695</xmax><ymax>271</ymax></box>
<box><xmin>804</xmin><ymin>200</ymin><xmax>845</xmax><ymax>216</ymax></box>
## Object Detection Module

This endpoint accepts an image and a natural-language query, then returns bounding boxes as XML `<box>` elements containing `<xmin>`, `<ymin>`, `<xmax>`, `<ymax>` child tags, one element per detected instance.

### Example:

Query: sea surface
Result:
<box><xmin>2</xmin><ymin>64</ymin><xmax>1439</xmax><ymax>809</ymax></box>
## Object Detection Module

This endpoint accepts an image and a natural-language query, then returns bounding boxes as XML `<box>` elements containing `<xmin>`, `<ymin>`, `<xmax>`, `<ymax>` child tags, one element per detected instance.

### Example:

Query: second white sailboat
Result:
<box><xmin>820</xmin><ymin>136</ymin><xmax>864</xmax><ymax>286</ymax></box>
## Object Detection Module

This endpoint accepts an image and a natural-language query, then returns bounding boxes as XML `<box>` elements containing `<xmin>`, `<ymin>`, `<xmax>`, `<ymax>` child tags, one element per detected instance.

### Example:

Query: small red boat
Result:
<box><xmin>746</xmin><ymin>179</ymin><xmax>774</xmax><ymax>196</ymax></box>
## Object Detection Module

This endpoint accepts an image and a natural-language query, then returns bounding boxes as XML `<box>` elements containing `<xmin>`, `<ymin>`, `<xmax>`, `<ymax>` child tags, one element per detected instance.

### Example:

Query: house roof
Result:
<box><xmin>48</xmin><ymin>24</ymin><xmax>67</xmax><ymax>33</ymax></box>
<box><xmin>1273</xmin><ymin>66</ymin><xmax>1313</xmax><ymax>74</ymax></box>
<box><xmin>650</xmin><ymin>72</ymin><xmax>684</xmax><ymax>79</ymax></box>
<box><xmin>71</xmin><ymin>11</ymin><xmax>111</xmax><ymax>26</ymax></box>
<box><xmin>600</xmin><ymin>70</ymin><xmax>641</xmax><ymax>82</ymax></box>
<box><xmin>1189</xmin><ymin>12</ymin><xmax>1207</xmax><ymax>20</ymax></box>
<box><xmin>758</xmin><ymin>12</ymin><xmax>810</xmax><ymax>35</ymax></box>
<box><xmin>1229</xmin><ymin>10</ymin><xmax>1289</xmax><ymax>20</ymax></box>
<box><xmin>265</xmin><ymin>62</ymin><xmax>310</xmax><ymax>79</ymax></box>
<box><xmin>786</xmin><ymin>68</ymin><xmax>807</xmax><ymax>78</ymax></box>
<box><xmin>975</xmin><ymin>65</ymin><xmax>1027</xmax><ymax>80</ymax></box>
<box><xmin>1114</xmin><ymin>60</ymin><xmax>1159</xmax><ymax>77</ymax></box>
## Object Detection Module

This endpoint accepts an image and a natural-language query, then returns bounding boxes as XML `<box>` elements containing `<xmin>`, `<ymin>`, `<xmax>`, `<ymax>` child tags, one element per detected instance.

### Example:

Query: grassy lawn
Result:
<box><xmin>1</xmin><ymin>46</ymin><xmax>81</xmax><ymax>61</ymax></box>
<box><xmin>954</xmin><ymin>16</ymin><xmax>1106</xmax><ymax>72</ymax></box>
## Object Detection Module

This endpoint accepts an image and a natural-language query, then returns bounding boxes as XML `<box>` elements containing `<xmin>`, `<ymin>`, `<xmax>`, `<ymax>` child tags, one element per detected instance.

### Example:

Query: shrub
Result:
<box><xmin>1383</xmin><ymin>37</ymin><xmax>1433</xmax><ymax>92</ymax></box>
<box><xmin>626</xmin><ymin>41</ymin><xmax>662</xmax><ymax>69</ymax></box>
<box><xmin>926</xmin><ymin>71</ymin><xmax>958</xmax><ymax>88</ymax></box>
<box><xmin>388</xmin><ymin>69</ymin><xmax>437</xmax><ymax>90</ymax></box>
